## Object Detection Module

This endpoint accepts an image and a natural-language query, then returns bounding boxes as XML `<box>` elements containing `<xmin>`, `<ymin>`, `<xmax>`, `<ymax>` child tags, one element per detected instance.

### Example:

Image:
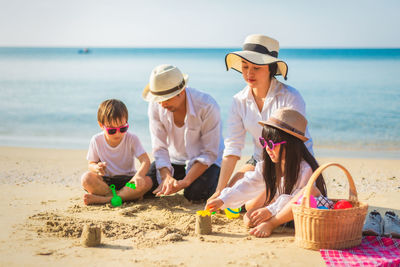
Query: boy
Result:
<box><xmin>81</xmin><ymin>99</ymin><xmax>152</xmax><ymax>205</ymax></box>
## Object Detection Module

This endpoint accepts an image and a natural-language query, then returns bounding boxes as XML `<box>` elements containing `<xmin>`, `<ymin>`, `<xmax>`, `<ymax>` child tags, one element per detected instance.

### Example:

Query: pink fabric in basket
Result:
<box><xmin>320</xmin><ymin>236</ymin><xmax>400</xmax><ymax>267</ymax></box>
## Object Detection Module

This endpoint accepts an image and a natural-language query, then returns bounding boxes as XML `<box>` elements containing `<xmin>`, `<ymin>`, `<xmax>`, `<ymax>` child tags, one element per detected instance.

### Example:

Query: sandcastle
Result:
<box><xmin>81</xmin><ymin>223</ymin><xmax>102</xmax><ymax>247</ymax></box>
<box><xmin>195</xmin><ymin>210</ymin><xmax>212</xmax><ymax>235</ymax></box>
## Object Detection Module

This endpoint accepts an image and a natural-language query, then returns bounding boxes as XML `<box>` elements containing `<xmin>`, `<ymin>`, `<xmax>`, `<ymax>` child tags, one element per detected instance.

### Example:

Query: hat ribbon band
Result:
<box><xmin>243</xmin><ymin>43</ymin><xmax>278</xmax><ymax>57</ymax></box>
<box><xmin>150</xmin><ymin>80</ymin><xmax>185</xmax><ymax>96</ymax></box>
<box><xmin>269</xmin><ymin>117</ymin><xmax>304</xmax><ymax>136</ymax></box>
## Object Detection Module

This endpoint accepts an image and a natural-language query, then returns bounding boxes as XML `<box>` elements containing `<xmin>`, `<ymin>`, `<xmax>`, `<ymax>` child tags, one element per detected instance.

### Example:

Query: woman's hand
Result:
<box><xmin>205</xmin><ymin>198</ymin><xmax>224</xmax><ymax>212</ymax></box>
<box><xmin>249</xmin><ymin>207</ymin><xmax>272</xmax><ymax>226</ymax></box>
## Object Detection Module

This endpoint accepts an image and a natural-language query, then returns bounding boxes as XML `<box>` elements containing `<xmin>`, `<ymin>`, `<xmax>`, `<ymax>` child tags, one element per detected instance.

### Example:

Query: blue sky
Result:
<box><xmin>0</xmin><ymin>0</ymin><xmax>399</xmax><ymax>48</ymax></box>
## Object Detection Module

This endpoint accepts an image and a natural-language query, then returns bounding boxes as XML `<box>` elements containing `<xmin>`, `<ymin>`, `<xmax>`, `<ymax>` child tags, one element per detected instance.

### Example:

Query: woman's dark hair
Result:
<box><xmin>262</xmin><ymin>125</ymin><xmax>327</xmax><ymax>204</ymax></box>
<box><xmin>268</xmin><ymin>63</ymin><xmax>278</xmax><ymax>79</ymax></box>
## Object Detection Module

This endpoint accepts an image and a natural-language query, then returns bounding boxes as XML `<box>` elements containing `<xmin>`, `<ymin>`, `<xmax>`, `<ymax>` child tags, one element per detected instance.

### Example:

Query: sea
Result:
<box><xmin>0</xmin><ymin>47</ymin><xmax>399</xmax><ymax>158</ymax></box>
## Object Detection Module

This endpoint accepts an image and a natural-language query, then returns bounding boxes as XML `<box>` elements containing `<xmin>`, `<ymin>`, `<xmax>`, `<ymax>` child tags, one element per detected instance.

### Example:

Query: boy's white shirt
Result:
<box><xmin>223</xmin><ymin>78</ymin><xmax>313</xmax><ymax>161</ymax></box>
<box><xmin>148</xmin><ymin>87</ymin><xmax>224</xmax><ymax>181</ymax></box>
<box><xmin>219</xmin><ymin>160</ymin><xmax>313</xmax><ymax>211</ymax></box>
<box><xmin>87</xmin><ymin>131</ymin><xmax>146</xmax><ymax>177</ymax></box>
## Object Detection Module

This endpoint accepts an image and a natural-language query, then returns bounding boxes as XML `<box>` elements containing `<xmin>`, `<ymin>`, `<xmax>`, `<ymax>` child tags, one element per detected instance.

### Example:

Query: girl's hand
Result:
<box><xmin>205</xmin><ymin>198</ymin><xmax>224</xmax><ymax>212</ymax></box>
<box><xmin>207</xmin><ymin>190</ymin><xmax>221</xmax><ymax>203</ymax></box>
<box><xmin>249</xmin><ymin>207</ymin><xmax>272</xmax><ymax>226</ymax></box>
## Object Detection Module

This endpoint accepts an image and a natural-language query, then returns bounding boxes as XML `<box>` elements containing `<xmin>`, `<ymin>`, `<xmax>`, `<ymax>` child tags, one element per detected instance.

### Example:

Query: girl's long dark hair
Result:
<box><xmin>262</xmin><ymin>125</ymin><xmax>327</xmax><ymax>204</ymax></box>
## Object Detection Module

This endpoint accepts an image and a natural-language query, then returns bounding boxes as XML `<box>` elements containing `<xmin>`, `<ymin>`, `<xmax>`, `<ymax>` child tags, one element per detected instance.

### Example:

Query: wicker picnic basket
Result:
<box><xmin>292</xmin><ymin>162</ymin><xmax>368</xmax><ymax>250</ymax></box>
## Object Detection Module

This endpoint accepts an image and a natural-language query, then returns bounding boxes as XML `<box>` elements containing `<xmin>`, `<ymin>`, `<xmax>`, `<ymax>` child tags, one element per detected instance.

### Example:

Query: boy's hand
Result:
<box><xmin>94</xmin><ymin>162</ymin><xmax>107</xmax><ymax>176</ymax></box>
<box><xmin>205</xmin><ymin>198</ymin><xmax>224</xmax><ymax>212</ymax></box>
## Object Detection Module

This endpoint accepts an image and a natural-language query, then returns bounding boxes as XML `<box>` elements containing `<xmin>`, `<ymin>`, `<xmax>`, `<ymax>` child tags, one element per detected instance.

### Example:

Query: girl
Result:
<box><xmin>206</xmin><ymin>108</ymin><xmax>326</xmax><ymax>238</ymax></box>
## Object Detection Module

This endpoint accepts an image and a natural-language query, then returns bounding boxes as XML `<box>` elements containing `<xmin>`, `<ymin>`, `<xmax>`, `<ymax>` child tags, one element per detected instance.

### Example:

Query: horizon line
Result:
<box><xmin>1</xmin><ymin>45</ymin><xmax>400</xmax><ymax>50</ymax></box>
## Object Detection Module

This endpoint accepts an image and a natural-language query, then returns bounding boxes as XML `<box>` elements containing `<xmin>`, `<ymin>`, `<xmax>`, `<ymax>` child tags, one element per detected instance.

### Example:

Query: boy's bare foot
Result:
<box><xmin>249</xmin><ymin>221</ymin><xmax>273</xmax><ymax>238</ymax></box>
<box><xmin>83</xmin><ymin>193</ymin><xmax>112</xmax><ymax>205</ymax></box>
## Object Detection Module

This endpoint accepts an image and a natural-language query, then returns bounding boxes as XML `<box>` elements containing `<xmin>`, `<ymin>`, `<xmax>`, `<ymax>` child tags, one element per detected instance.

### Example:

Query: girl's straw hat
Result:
<box><xmin>259</xmin><ymin>108</ymin><xmax>308</xmax><ymax>142</ymax></box>
<box><xmin>142</xmin><ymin>64</ymin><xmax>188</xmax><ymax>102</ymax></box>
<box><xmin>225</xmin><ymin>34</ymin><xmax>288</xmax><ymax>79</ymax></box>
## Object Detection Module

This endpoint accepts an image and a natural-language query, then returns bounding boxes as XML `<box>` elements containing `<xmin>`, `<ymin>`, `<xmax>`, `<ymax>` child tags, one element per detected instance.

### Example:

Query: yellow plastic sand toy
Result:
<box><xmin>196</xmin><ymin>210</ymin><xmax>211</xmax><ymax>217</ymax></box>
<box><xmin>224</xmin><ymin>208</ymin><xmax>241</xmax><ymax>219</ymax></box>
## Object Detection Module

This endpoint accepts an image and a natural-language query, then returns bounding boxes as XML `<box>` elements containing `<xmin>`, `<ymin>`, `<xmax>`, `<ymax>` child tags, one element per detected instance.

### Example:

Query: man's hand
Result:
<box><xmin>205</xmin><ymin>198</ymin><xmax>224</xmax><ymax>212</ymax></box>
<box><xmin>153</xmin><ymin>175</ymin><xmax>188</xmax><ymax>196</ymax></box>
<box><xmin>172</xmin><ymin>179</ymin><xmax>188</xmax><ymax>194</ymax></box>
<box><xmin>152</xmin><ymin>173</ymin><xmax>174</xmax><ymax>196</ymax></box>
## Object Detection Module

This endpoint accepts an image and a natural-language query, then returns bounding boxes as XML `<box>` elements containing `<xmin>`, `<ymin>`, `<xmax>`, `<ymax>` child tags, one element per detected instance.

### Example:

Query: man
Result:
<box><xmin>142</xmin><ymin>64</ymin><xmax>224</xmax><ymax>202</ymax></box>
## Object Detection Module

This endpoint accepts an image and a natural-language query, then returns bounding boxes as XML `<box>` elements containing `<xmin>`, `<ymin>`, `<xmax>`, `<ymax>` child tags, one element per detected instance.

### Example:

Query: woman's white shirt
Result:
<box><xmin>223</xmin><ymin>78</ymin><xmax>313</xmax><ymax>161</ymax></box>
<box><xmin>219</xmin><ymin>160</ymin><xmax>313</xmax><ymax>210</ymax></box>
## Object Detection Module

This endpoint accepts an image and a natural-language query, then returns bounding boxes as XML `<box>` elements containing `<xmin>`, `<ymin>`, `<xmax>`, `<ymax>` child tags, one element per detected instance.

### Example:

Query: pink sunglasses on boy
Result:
<box><xmin>103</xmin><ymin>123</ymin><xmax>129</xmax><ymax>135</ymax></box>
<box><xmin>259</xmin><ymin>137</ymin><xmax>286</xmax><ymax>150</ymax></box>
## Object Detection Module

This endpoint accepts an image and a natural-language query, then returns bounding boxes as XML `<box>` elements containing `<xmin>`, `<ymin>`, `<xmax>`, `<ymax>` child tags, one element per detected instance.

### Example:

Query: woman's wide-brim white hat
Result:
<box><xmin>142</xmin><ymin>64</ymin><xmax>189</xmax><ymax>102</ymax></box>
<box><xmin>225</xmin><ymin>34</ymin><xmax>288</xmax><ymax>79</ymax></box>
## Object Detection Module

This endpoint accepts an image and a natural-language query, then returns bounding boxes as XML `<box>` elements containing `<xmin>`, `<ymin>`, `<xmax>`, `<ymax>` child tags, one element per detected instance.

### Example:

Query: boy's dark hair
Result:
<box><xmin>261</xmin><ymin>125</ymin><xmax>327</xmax><ymax>204</ymax></box>
<box><xmin>97</xmin><ymin>99</ymin><xmax>128</xmax><ymax>125</ymax></box>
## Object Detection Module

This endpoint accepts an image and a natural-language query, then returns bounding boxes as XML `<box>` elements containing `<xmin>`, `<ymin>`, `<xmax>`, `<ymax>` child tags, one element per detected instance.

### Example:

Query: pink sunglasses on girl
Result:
<box><xmin>103</xmin><ymin>123</ymin><xmax>129</xmax><ymax>135</ymax></box>
<box><xmin>259</xmin><ymin>137</ymin><xmax>286</xmax><ymax>150</ymax></box>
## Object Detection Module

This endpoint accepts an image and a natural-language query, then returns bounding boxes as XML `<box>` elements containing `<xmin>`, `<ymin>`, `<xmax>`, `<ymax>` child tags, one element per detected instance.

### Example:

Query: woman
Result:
<box><xmin>206</xmin><ymin>108</ymin><xmax>326</xmax><ymax>237</ymax></box>
<box><xmin>208</xmin><ymin>34</ymin><xmax>313</xmax><ymax>204</ymax></box>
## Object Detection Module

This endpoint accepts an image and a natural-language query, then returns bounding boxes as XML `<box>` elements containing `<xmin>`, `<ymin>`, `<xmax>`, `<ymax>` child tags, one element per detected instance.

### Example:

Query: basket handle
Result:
<box><xmin>301</xmin><ymin>162</ymin><xmax>358</xmax><ymax>208</ymax></box>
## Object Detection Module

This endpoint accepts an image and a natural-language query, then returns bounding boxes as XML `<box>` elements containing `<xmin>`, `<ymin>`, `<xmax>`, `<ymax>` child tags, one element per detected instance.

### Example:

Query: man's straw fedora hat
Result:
<box><xmin>258</xmin><ymin>108</ymin><xmax>308</xmax><ymax>142</ymax></box>
<box><xmin>225</xmin><ymin>34</ymin><xmax>288</xmax><ymax>80</ymax></box>
<box><xmin>142</xmin><ymin>64</ymin><xmax>188</xmax><ymax>102</ymax></box>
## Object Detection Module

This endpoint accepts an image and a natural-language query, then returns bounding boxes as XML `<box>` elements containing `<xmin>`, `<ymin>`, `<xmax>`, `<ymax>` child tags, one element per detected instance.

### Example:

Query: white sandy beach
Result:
<box><xmin>0</xmin><ymin>146</ymin><xmax>399</xmax><ymax>266</ymax></box>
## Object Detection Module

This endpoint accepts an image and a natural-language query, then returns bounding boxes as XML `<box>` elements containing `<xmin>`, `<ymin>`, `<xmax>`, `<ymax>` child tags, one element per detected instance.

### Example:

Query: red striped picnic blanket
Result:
<box><xmin>320</xmin><ymin>236</ymin><xmax>400</xmax><ymax>267</ymax></box>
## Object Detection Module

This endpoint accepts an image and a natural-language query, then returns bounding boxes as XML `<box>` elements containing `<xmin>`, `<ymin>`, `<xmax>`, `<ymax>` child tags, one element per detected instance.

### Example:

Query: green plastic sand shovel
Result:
<box><xmin>110</xmin><ymin>184</ymin><xmax>122</xmax><ymax>207</ymax></box>
<box><xmin>125</xmin><ymin>182</ymin><xmax>136</xmax><ymax>189</ymax></box>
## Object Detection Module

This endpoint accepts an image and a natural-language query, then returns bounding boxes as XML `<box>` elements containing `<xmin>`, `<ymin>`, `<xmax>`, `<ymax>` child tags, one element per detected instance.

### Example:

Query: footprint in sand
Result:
<box><xmin>118</xmin><ymin>204</ymin><xmax>148</xmax><ymax>216</ymax></box>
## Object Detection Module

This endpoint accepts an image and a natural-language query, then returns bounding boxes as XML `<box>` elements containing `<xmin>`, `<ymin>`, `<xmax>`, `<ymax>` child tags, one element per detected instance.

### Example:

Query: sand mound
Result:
<box><xmin>27</xmin><ymin>194</ymin><xmax>248</xmax><ymax>248</ymax></box>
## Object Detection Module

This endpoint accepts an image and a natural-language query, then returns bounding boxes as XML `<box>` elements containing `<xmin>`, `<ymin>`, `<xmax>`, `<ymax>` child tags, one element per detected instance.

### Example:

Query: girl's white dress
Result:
<box><xmin>219</xmin><ymin>160</ymin><xmax>313</xmax><ymax>216</ymax></box>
